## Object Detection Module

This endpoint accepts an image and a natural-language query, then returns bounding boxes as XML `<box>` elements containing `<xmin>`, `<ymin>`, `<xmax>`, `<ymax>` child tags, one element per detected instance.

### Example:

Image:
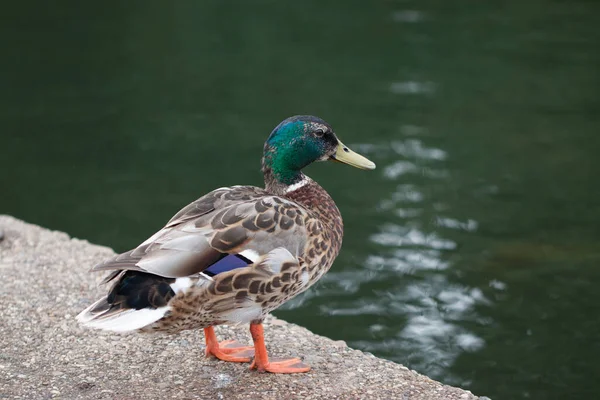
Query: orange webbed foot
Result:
<box><xmin>219</xmin><ymin>340</ymin><xmax>255</xmax><ymax>355</ymax></box>
<box><xmin>248</xmin><ymin>323</ymin><xmax>311</xmax><ymax>374</ymax></box>
<box><xmin>204</xmin><ymin>328</ymin><xmax>255</xmax><ymax>363</ymax></box>
<box><xmin>250</xmin><ymin>357</ymin><xmax>311</xmax><ymax>373</ymax></box>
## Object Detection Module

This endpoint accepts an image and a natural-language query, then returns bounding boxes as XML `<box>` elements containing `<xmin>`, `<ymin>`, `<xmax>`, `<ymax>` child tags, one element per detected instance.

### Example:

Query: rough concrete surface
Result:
<box><xmin>0</xmin><ymin>215</ymin><xmax>483</xmax><ymax>400</ymax></box>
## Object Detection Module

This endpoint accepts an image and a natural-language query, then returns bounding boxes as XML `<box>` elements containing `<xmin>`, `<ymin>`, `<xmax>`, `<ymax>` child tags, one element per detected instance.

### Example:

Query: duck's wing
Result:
<box><xmin>91</xmin><ymin>186</ymin><xmax>320</xmax><ymax>279</ymax></box>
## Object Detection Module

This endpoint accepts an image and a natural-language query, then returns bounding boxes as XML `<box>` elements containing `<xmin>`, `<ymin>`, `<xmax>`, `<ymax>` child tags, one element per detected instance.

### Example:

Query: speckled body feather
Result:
<box><xmin>79</xmin><ymin>178</ymin><xmax>342</xmax><ymax>333</ymax></box>
<box><xmin>145</xmin><ymin>180</ymin><xmax>342</xmax><ymax>333</ymax></box>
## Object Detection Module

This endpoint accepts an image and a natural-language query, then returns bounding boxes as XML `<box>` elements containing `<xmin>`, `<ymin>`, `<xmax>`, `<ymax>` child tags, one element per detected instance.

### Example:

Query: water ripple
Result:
<box><xmin>391</xmin><ymin>139</ymin><xmax>447</xmax><ymax>160</ymax></box>
<box><xmin>378</xmin><ymin>184</ymin><xmax>424</xmax><ymax>211</ymax></box>
<box><xmin>391</xmin><ymin>10</ymin><xmax>425</xmax><ymax>23</ymax></box>
<box><xmin>320</xmin><ymin>301</ymin><xmax>386</xmax><ymax>316</ymax></box>
<box><xmin>383</xmin><ymin>160</ymin><xmax>418</xmax><ymax>179</ymax></box>
<box><xmin>371</xmin><ymin>225</ymin><xmax>457</xmax><ymax>250</ymax></box>
<box><xmin>436</xmin><ymin>216</ymin><xmax>479</xmax><ymax>232</ymax></box>
<box><xmin>400</xmin><ymin>124</ymin><xmax>426</xmax><ymax>136</ymax></box>
<box><xmin>367</xmin><ymin>249</ymin><xmax>450</xmax><ymax>273</ymax></box>
<box><xmin>357</xmin><ymin>136</ymin><xmax>487</xmax><ymax>382</ymax></box>
<box><xmin>390</xmin><ymin>81</ymin><xmax>436</xmax><ymax>95</ymax></box>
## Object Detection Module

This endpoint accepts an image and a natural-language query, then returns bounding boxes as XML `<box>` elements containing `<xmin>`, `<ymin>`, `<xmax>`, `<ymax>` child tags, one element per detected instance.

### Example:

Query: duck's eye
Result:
<box><xmin>314</xmin><ymin>130</ymin><xmax>325</xmax><ymax>138</ymax></box>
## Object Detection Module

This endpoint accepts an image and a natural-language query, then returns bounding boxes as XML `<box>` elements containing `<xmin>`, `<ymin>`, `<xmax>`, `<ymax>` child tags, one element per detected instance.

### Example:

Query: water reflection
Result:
<box><xmin>367</xmin><ymin>249</ymin><xmax>449</xmax><ymax>273</ymax></box>
<box><xmin>355</xmin><ymin>135</ymin><xmax>487</xmax><ymax>385</ymax></box>
<box><xmin>391</xmin><ymin>10</ymin><xmax>424</xmax><ymax>24</ymax></box>
<box><xmin>390</xmin><ymin>140</ymin><xmax>447</xmax><ymax>161</ymax></box>
<box><xmin>435</xmin><ymin>217</ymin><xmax>478</xmax><ymax>232</ymax></box>
<box><xmin>383</xmin><ymin>161</ymin><xmax>418</xmax><ymax>179</ymax></box>
<box><xmin>389</xmin><ymin>81</ymin><xmax>436</xmax><ymax>95</ymax></box>
<box><xmin>372</xmin><ymin>224</ymin><xmax>457</xmax><ymax>250</ymax></box>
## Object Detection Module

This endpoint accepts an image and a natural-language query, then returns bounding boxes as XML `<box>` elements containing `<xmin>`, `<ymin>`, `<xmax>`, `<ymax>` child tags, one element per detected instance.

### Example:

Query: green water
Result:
<box><xmin>2</xmin><ymin>2</ymin><xmax>599</xmax><ymax>399</ymax></box>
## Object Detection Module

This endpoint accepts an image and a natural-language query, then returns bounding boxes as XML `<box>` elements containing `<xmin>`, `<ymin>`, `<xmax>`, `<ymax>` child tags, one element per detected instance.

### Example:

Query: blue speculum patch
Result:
<box><xmin>204</xmin><ymin>254</ymin><xmax>252</xmax><ymax>276</ymax></box>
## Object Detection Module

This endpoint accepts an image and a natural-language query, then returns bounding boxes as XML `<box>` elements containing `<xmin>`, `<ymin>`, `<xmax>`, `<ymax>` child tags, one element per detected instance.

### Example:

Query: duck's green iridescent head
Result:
<box><xmin>262</xmin><ymin>115</ymin><xmax>376</xmax><ymax>185</ymax></box>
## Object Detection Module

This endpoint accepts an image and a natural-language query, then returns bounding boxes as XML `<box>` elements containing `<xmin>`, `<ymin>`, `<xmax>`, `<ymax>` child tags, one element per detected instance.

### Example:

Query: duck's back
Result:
<box><xmin>77</xmin><ymin>183</ymin><xmax>342</xmax><ymax>333</ymax></box>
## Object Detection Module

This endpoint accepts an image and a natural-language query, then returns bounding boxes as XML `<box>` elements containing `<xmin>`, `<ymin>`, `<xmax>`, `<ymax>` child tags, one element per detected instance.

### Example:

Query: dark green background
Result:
<box><xmin>2</xmin><ymin>2</ymin><xmax>599</xmax><ymax>399</ymax></box>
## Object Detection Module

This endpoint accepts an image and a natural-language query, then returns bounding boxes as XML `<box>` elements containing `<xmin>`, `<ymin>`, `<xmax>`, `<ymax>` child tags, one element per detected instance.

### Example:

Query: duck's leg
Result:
<box><xmin>248</xmin><ymin>322</ymin><xmax>310</xmax><ymax>373</ymax></box>
<box><xmin>204</xmin><ymin>327</ymin><xmax>255</xmax><ymax>362</ymax></box>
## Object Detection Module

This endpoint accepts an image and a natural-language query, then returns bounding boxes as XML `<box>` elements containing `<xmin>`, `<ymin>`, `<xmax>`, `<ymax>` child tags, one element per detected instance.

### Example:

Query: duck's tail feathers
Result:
<box><xmin>76</xmin><ymin>297</ymin><xmax>170</xmax><ymax>333</ymax></box>
<box><xmin>76</xmin><ymin>271</ymin><xmax>195</xmax><ymax>333</ymax></box>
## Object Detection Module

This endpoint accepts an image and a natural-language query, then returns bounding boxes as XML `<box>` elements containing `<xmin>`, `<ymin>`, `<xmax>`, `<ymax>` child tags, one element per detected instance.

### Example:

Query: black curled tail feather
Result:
<box><xmin>107</xmin><ymin>271</ymin><xmax>176</xmax><ymax>310</ymax></box>
<box><xmin>77</xmin><ymin>271</ymin><xmax>177</xmax><ymax>327</ymax></box>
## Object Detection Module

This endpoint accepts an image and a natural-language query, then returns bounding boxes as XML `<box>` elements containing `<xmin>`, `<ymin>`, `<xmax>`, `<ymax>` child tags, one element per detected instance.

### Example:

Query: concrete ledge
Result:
<box><xmin>0</xmin><ymin>215</ymin><xmax>482</xmax><ymax>399</ymax></box>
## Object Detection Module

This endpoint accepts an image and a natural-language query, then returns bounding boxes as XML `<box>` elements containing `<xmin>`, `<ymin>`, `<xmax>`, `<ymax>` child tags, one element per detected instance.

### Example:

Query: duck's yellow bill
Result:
<box><xmin>330</xmin><ymin>141</ymin><xmax>376</xmax><ymax>170</ymax></box>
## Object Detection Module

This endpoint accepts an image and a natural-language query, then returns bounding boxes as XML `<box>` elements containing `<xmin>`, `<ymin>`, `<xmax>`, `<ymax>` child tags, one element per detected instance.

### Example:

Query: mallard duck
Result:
<box><xmin>77</xmin><ymin>115</ymin><xmax>375</xmax><ymax>373</ymax></box>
